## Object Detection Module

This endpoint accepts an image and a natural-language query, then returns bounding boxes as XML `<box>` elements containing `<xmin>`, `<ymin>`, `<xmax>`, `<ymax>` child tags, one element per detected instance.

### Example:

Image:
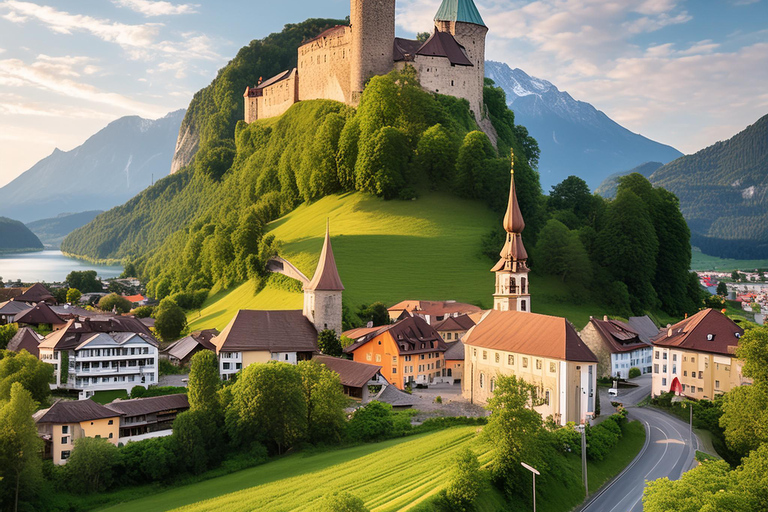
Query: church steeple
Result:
<box><xmin>491</xmin><ymin>150</ymin><xmax>531</xmax><ymax>312</ymax></box>
<box><xmin>303</xmin><ymin>220</ymin><xmax>344</xmax><ymax>335</ymax></box>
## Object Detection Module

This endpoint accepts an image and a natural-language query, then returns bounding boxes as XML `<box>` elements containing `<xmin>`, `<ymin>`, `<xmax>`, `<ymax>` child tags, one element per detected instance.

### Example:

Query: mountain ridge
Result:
<box><xmin>485</xmin><ymin>61</ymin><xmax>683</xmax><ymax>190</ymax></box>
<box><xmin>0</xmin><ymin>109</ymin><xmax>185</xmax><ymax>223</ymax></box>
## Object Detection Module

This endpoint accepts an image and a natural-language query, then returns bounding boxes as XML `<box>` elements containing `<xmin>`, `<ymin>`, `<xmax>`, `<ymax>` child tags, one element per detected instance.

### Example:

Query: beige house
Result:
<box><xmin>34</xmin><ymin>399</ymin><xmax>121</xmax><ymax>465</ymax></box>
<box><xmin>462</xmin><ymin>310</ymin><xmax>598</xmax><ymax>425</ymax></box>
<box><xmin>433</xmin><ymin>314</ymin><xmax>475</xmax><ymax>343</ymax></box>
<box><xmin>651</xmin><ymin>308</ymin><xmax>747</xmax><ymax>400</ymax></box>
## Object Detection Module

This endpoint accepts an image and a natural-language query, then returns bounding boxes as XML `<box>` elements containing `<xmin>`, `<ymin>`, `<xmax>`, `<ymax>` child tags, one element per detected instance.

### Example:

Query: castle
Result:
<box><xmin>244</xmin><ymin>0</ymin><xmax>490</xmax><ymax>129</ymax></box>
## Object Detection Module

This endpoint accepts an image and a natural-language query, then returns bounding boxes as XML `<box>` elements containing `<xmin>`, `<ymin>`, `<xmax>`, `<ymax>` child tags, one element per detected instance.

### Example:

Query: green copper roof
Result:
<box><xmin>434</xmin><ymin>0</ymin><xmax>486</xmax><ymax>27</ymax></box>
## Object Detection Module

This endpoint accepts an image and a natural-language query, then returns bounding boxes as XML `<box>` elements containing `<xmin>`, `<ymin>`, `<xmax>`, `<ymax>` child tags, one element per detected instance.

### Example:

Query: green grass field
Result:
<box><xmin>188</xmin><ymin>192</ymin><xmax>617</xmax><ymax>332</ymax></box>
<box><xmin>690</xmin><ymin>248</ymin><xmax>768</xmax><ymax>272</ymax></box>
<box><xmin>90</xmin><ymin>389</ymin><xmax>128</xmax><ymax>404</ymax></box>
<box><xmin>100</xmin><ymin>427</ymin><xmax>493</xmax><ymax>512</ymax></box>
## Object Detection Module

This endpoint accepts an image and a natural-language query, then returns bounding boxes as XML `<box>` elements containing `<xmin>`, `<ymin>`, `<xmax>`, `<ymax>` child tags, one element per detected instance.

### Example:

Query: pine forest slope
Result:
<box><xmin>188</xmin><ymin>192</ymin><xmax>611</xmax><ymax>332</ymax></box>
<box><xmin>0</xmin><ymin>216</ymin><xmax>43</xmax><ymax>253</ymax></box>
<box><xmin>650</xmin><ymin>113</ymin><xmax>768</xmax><ymax>259</ymax></box>
<box><xmin>485</xmin><ymin>61</ymin><xmax>682</xmax><ymax>190</ymax></box>
<box><xmin>0</xmin><ymin>110</ymin><xmax>184</xmax><ymax>223</ymax></box>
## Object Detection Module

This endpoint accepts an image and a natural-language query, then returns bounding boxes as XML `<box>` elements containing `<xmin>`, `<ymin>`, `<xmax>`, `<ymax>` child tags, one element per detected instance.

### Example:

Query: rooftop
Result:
<box><xmin>213</xmin><ymin>309</ymin><xmax>318</xmax><ymax>354</ymax></box>
<box><xmin>433</xmin><ymin>314</ymin><xmax>475</xmax><ymax>332</ymax></box>
<box><xmin>305</xmin><ymin>223</ymin><xmax>344</xmax><ymax>292</ymax></box>
<box><xmin>434</xmin><ymin>0</ymin><xmax>486</xmax><ymax>27</ymax></box>
<box><xmin>587</xmin><ymin>317</ymin><xmax>648</xmax><ymax>354</ymax></box>
<box><xmin>652</xmin><ymin>308</ymin><xmax>743</xmax><ymax>356</ymax></box>
<box><xmin>34</xmin><ymin>399</ymin><xmax>120</xmax><ymax>424</ymax></box>
<box><xmin>444</xmin><ymin>340</ymin><xmax>465</xmax><ymax>360</ymax></box>
<box><xmin>38</xmin><ymin>316</ymin><xmax>158</xmax><ymax>351</ymax></box>
<box><xmin>13</xmin><ymin>302</ymin><xmax>64</xmax><ymax>325</ymax></box>
<box><xmin>106</xmin><ymin>393</ymin><xmax>189</xmax><ymax>417</ymax></box>
<box><xmin>344</xmin><ymin>316</ymin><xmax>447</xmax><ymax>356</ymax></box>
<box><xmin>314</xmin><ymin>355</ymin><xmax>382</xmax><ymax>389</ymax></box>
<box><xmin>463</xmin><ymin>309</ymin><xmax>597</xmax><ymax>362</ymax></box>
<box><xmin>6</xmin><ymin>327</ymin><xmax>43</xmax><ymax>357</ymax></box>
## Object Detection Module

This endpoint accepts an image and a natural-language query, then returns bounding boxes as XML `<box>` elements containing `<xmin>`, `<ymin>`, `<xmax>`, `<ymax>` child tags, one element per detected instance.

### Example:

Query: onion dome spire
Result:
<box><xmin>491</xmin><ymin>150</ymin><xmax>529</xmax><ymax>272</ymax></box>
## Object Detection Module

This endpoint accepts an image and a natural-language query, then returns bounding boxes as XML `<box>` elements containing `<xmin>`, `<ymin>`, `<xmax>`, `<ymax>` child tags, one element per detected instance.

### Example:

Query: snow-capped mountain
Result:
<box><xmin>486</xmin><ymin>61</ymin><xmax>683</xmax><ymax>191</ymax></box>
<box><xmin>0</xmin><ymin>110</ymin><xmax>185</xmax><ymax>222</ymax></box>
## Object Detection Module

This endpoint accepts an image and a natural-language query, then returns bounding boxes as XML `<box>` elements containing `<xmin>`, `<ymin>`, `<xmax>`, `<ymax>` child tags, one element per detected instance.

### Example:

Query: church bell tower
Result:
<box><xmin>303</xmin><ymin>220</ymin><xmax>345</xmax><ymax>335</ymax></box>
<box><xmin>491</xmin><ymin>150</ymin><xmax>531</xmax><ymax>312</ymax></box>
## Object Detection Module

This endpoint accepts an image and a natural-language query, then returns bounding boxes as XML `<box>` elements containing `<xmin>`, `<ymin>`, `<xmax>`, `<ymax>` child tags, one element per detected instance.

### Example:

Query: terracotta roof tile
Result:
<box><xmin>652</xmin><ymin>309</ymin><xmax>743</xmax><ymax>356</ymax></box>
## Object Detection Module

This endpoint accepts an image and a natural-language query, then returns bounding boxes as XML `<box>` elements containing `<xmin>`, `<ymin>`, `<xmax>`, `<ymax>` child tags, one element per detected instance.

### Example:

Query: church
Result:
<box><xmin>461</xmin><ymin>155</ymin><xmax>599</xmax><ymax>425</ymax></box>
<box><xmin>243</xmin><ymin>0</ymin><xmax>492</xmax><ymax>135</ymax></box>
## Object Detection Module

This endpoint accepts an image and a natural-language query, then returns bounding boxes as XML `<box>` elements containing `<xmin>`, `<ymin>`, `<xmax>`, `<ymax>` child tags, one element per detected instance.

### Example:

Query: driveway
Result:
<box><xmin>580</xmin><ymin>405</ymin><xmax>698</xmax><ymax>512</ymax></box>
<box><xmin>598</xmin><ymin>374</ymin><xmax>652</xmax><ymax>412</ymax></box>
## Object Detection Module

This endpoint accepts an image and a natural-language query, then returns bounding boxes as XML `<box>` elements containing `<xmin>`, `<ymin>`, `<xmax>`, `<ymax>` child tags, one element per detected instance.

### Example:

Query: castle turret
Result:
<box><xmin>491</xmin><ymin>150</ymin><xmax>531</xmax><ymax>313</ymax></box>
<box><xmin>349</xmin><ymin>0</ymin><xmax>396</xmax><ymax>104</ymax></box>
<box><xmin>303</xmin><ymin>221</ymin><xmax>345</xmax><ymax>335</ymax></box>
<box><xmin>434</xmin><ymin>0</ymin><xmax>488</xmax><ymax>118</ymax></box>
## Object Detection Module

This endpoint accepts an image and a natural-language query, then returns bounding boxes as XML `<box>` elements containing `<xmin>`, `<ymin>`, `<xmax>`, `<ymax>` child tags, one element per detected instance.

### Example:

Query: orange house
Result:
<box><xmin>344</xmin><ymin>316</ymin><xmax>447</xmax><ymax>390</ymax></box>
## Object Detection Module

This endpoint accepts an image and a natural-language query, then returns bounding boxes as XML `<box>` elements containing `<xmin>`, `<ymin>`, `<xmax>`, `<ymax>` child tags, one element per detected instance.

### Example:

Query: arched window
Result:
<box><xmin>490</xmin><ymin>378</ymin><xmax>496</xmax><ymax>393</ymax></box>
<box><xmin>479</xmin><ymin>373</ymin><xmax>485</xmax><ymax>389</ymax></box>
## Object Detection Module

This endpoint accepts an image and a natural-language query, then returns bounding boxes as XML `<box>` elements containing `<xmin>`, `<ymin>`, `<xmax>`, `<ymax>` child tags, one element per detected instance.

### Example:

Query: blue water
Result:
<box><xmin>0</xmin><ymin>250</ymin><xmax>123</xmax><ymax>283</ymax></box>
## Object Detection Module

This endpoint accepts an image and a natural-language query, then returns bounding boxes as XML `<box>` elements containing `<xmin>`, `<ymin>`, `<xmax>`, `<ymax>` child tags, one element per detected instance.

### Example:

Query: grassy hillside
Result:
<box><xmin>690</xmin><ymin>247</ymin><xmax>768</xmax><ymax>272</ymax></box>
<box><xmin>26</xmin><ymin>210</ymin><xmax>102</xmax><ymax>248</ymax></box>
<box><xmin>188</xmin><ymin>192</ymin><xmax>615</xmax><ymax>332</ymax></box>
<box><xmin>0</xmin><ymin>216</ymin><xmax>43</xmax><ymax>253</ymax></box>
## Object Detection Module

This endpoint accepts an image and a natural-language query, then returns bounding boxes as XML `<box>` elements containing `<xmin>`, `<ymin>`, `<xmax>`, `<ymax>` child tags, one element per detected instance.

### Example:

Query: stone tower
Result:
<box><xmin>303</xmin><ymin>221</ymin><xmax>345</xmax><ymax>335</ymax></box>
<box><xmin>434</xmin><ymin>0</ymin><xmax>488</xmax><ymax>118</ymax></box>
<box><xmin>350</xmin><ymin>0</ymin><xmax>396</xmax><ymax>104</ymax></box>
<box><xmin>491</xmin><ymin>151</ymin><xmax>531</xmax><ymax>313</ymax></box>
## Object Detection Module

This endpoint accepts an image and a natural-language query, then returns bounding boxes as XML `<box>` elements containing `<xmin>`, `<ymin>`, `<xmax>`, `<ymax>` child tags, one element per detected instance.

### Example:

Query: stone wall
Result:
<box><xmin>579</xmin><ymin>322</ymin><xmax>612</xmax><ymax>378</ymax></box>
<box><xmin>258</xmin><ymin>70</ymin><xmax>299</xmax><ymax>119</ymax></box>
<box><xmin>244</xmin><ymin>95</ymin><xmax>258</xmax><ymax>124</ymax></box>
<box><xmin>298</xmin><ymin>27</ymin><xmax>353</xmax><ymax>103</ymax></box>
<box><xmin>350</xmin><ymin>0</ymin><xmax>396</xmax><ymax>103</ymax></box>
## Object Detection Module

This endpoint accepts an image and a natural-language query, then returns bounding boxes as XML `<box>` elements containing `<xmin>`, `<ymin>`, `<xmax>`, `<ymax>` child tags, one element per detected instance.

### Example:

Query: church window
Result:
<box><xmin>523</xmin><ymin>357</ymin><xmax>528</xmax><ymax>368</ymax></box>
<box><xmin>508</xmin><ymin>355</ymin><xmax>514</xmax><ymax>365</ymax></box>
<box><xmin>479</xmin><ymin>373</ymin><xmax>485</xmax><ymax>389</ymax></box>
<box><xmin>550</xmin><ymin>362</ymin><xmax>556</xmax><ymax>373</ymax></box>
<box><xmin>495</xmin><ymin>353</ymin><xmax>500</xmax><ymax>363</ymax></box>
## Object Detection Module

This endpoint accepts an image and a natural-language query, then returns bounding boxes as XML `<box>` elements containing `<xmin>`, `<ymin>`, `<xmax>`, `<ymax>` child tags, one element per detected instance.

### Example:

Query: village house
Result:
<box><xmin>105</xmin><ymin>393</ymin><xmax>190</xmax><ymax>443</ymax></box>
<box><xmin>38</xmin><ymin>316</ymin><xmax>159</xmax><ymax>400</ymax></box>
<box><xmin>651</xmin><ymin>308</ymin><xmax>748</xmax><ymax>399</ymax></box>
<box><xmin>387</xmin><ymin>300</ymin><xmax>482</xmax><ymax>325</ymax></box>
<box><xmin>0</xmin><ymin>300</ymin><xmax>31</xmax><ymax>324</ymax></box>
<box><xmin>443</xmin><ymin>340</ymin><xmax>465</xmax><ymax>383</ymax></box>
<box><xmin>33</xmin><ymin>399</ymin><xmax>121</xmax><ymax>465</ymax></box>
<box><xmin>462</xmin><ymin>156</ymin><xmax>598</xmax><ymax>425</ymax></box>
<box><xmin>580</xmin><ymin>316</ymin><xmax>655</xmax><ymax>379</ymax></box>
<box><xmin>6</xmin><ymin>326</ymin><xmax>44</xmax><ymax>357</ymax></box>
<box><xmin>344</xmin><ymin>315</ymin><xmax>448</xmax><ymax>390</ymax></box>
<box><xmin>13</xmin><ymin>301</ymin><xmax>66</xmax><ymax>331</ymax></box>
<box><xmin>213</xmin><ymin>224</ymin><xmax>344</xmax><ymax>379</ymax></box>
<box><xmin>433</xmin><ymin>314</ymin><xmax>475</xmax><ymax>342</ymax></box>
<box><xmin>9</xmin><ymin>283</ymin><xmax>57</xmax><ymax>305</ymax></box>
<box><xmin>162</xmin><ymin>328</ymin><xmax>219</xmax><ymax>366</ymax></box>
<box><xmin>313</xmin><ymin>355</ymin><xmax>386</xmax><ymax>402</ymax></box>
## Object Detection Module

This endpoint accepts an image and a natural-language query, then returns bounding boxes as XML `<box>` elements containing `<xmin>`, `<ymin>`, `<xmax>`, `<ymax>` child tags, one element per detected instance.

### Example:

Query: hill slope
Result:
<box><xmin>485</xmin><ymin>61</ymin><xmax>682</xmax><ymax>190</ymax></box>
<box><xmin>26</xmin><ymin>211</ymin><xmax>103</xmax><ymax>248</ymax></box>
<box><xmin>0</xmin><ymin>216</ymin><xmax>43</xmax><ymax>253</ymax></box>
<box><xmin>650</xmin><ymin>113</ymin><xmax>768</xmax><ymax>259</ymax></box>
<box><xmin>188</xmin><ymin>192</ymin><xmax>609</xmax><ymax>332</ymax></box>
<box><xmin>595</xmin><ymin>161</ymin><xmax>664</xmax><ymax>199</ymax></box>
<box><xmin>0</xmin><ymin>110</ymin><xmax>184</xmax><ymax>223</ymax></box>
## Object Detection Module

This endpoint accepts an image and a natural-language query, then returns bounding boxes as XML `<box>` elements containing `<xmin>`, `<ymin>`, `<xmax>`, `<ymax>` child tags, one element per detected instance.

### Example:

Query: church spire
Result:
<box><xmin>491</xmin><ymin>150</ymin><xmax>531</xmax><ymax>312</ymax></box>
<box><xmin>305</xmin><ymin>219</ymin><xmax>345</xmax><ymax>292</ymax></box>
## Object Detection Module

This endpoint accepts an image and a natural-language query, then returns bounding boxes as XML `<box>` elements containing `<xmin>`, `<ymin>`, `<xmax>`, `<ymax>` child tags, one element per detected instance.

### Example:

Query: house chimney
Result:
<box><xmin>666</xmin><ymin>324</ymin><xmax>672</xmax><ymax>337</ymax></box>
<box><xmin>603</xmin><ymin>315</ymin><xmax>609</xmax><ymax>321</ymax></box>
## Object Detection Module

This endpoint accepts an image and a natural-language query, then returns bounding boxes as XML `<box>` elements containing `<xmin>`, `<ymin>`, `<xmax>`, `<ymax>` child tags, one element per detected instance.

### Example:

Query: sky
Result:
<box><xmin>0</xmin><ymin>0</ymin><xmax>766</xmax><ymax>187</ymax></box>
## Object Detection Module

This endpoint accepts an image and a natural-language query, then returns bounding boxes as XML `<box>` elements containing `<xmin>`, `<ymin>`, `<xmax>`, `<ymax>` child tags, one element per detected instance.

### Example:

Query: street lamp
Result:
<box><xmin>521</xmin><ymin>461</ymin><xmax>540</xmax><ymax>512</ymax></box>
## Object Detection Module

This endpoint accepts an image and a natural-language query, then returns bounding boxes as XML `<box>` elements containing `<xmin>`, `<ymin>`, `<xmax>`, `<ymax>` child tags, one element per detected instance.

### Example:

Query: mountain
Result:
<box><xmin>595</xmin><ymin>161</ymin><xmax>664</xmax><ymax>199</ymax></box>
<box><xmin>0</xmin><ymin>216</ymin><xmax>43</xmax><ymax>253</ymax></box>
<box><xmin>26</xmin><ymin>210</ymin><xmax>103</xmax><ymax>249</ymax></box>
<box><xmin>0</xmin><ymin>110</ymin><xmax>185</xmax><ymax>223</ymax></box>
<box><xmin>485</xmin><ymin>61</ymin><xmax>683</xmax><ymax>191</ymax></box>
<box><xmin>650</xmin><ymin>114</ymin><xmax>768</xmax><ymax>259</ymax></box>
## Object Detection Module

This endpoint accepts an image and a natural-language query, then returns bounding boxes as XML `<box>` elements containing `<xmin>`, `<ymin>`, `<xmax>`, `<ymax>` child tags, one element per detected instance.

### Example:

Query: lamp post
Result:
<box><xmin>521</xmin><ymin>461</ymin><xmax>540</xmax><ymax>512</ymax></box>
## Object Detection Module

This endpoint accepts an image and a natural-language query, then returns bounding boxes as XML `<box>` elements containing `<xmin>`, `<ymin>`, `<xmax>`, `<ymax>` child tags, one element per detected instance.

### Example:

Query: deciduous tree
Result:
<box><xmin>0</xmin><ymin>349</ymin><xmax>53</xmax><ymax>403</ymax></box>
<box><xmin>154</xmin><ymin>297</ymin><xmax>188</xmax><ymax>341</ymax></box>
<box><xmin>317</xmin><ymin>329</ymin><xmax>343</xmax><ymax>357</ymax></box>
<box><xmin>66</xmin><ymin>288</ymin><xmax>82</xmax><ymax>304</ymax></box>
<box><xmin>188</xmin><ymin>350</ymin><xmax>221</xmax><ymax>416</ymax></box>
<box><xmin>0</xmin><ymin>382</ymin><xmax>42</xmax><ymax>510</ymax></box>
<box><xmin>65</xmin><ymin>437</ymin><xmax>118</xmax><ymax>493</ymax></box>
<box><xmin>297</xmin><ymin>360</ymin><xmax>346</xmax><ymax>444</ymax></box>
<box><xmin>98</xmin><ymin>293</ymin><xmax>132</xmax><ymax>314</ymax></box>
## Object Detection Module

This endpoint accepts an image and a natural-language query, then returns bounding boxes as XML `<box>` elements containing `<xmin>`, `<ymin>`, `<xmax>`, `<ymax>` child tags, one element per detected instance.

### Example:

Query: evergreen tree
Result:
<box><xmin>455</xmin><ymin>130</ymin><xmax>496</xmax><ymax>199</ymax></box>
<box><xmin>717</xmin><ymin>281</ymin><xmax>729</xmax><ymax>296</ymax></box>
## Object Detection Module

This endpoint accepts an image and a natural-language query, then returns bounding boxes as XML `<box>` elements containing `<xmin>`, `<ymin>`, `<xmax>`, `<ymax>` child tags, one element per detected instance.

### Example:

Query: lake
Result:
<box><xmin>0</xmin><ymin>250</ymin><xmax>123</xmax><ymax>283</ymax></box>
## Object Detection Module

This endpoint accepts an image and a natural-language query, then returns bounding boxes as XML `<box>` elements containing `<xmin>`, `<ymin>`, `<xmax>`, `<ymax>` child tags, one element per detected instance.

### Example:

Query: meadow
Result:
<box><xmin>187</xmin><ymin>192</ymin><xmax>617</xmax><ymax>332</ymax></box>
<box><xmin>690</xmin><ymin>248</ymin><xmax>768</xmax><ymax>271</ymax></box>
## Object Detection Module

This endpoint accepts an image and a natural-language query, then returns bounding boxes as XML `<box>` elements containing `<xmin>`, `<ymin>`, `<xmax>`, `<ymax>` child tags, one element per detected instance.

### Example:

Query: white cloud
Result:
<box><xmin>113</xmin><ymin>0</ymin><xmax>199</xmax><ymax>17</ymax></box>
<box><xmin>0</xmin><ymin>56</ymin><xmax>167</xmax><ymax>117</ymax></box>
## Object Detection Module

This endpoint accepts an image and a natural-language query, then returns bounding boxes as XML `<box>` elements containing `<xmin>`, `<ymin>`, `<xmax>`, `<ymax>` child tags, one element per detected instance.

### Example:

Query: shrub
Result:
<box><xmin>436</xmin><ymin>447</ymin><xmax>481</xmax><ymax>512</ymax></box>
<box><xmin>130</xmin><ymin>305</ymin><xmax>154</xmax><ymax>318</ymax></box>
<box><xmin>131</xmin><ymin>385</ymin><xmax>186</xmax><ymax>399</ymax></box>
<box><xmin>317</xmin><ymin>491</ymin><xmax>369</xmax><ymax>512</ymax></box>
<box><xmin>98</xmin><ymin>293</ymin><xmax>132</xmax><ymax>314</ymax></box>
<box><xmin>628</xmin><ymin>367</ymin><xmax>641</xmax><ymax>378</ymax></box>
<box><xmin>434</xmin><ymin>395</ymin><xmax>442</xmax><ymax>404</ymax></box>
<box><xmin>347</xmin><ymin>401</ymin><xmax>395</xmax><ymax>442</ymax></box>
<box><xmin>553</xmin><ymin>422</ymin><xmax>581</xmax><ymax>454</ymax></box>
<box><xmin>65</xmin><ymin>437</ymin><xmax>119</xmax><ymax>493</ymax></box>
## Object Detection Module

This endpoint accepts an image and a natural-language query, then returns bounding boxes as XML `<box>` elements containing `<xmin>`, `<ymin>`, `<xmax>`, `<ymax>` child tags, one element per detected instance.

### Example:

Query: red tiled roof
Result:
<box><xmin>652</xmin><ymin>308</ymin><xmax>743</xmax><ymax>356</ymax></box>
<box><xmin>123</xmin><ymin>294</ymin><xmax>145</xmax><ymax>303</ymax></box>
<box><xmin>387</xmin><ymin>300</ymin><xmax>481</xmax><ymax>318</ymax></box>
<box><xmin>342</xmin><ymin>326</ymin><xmax>380</xmax><ymax>340</ymax></box>
<box><xmin>464</xmin><ymin>309</ymin><xmax>597</xmax><ymax>362</ymax></box>
<box><xmin>305</xmin><ymin>223</ymin><xmax>344</xmax><ymax>292</ymax></box>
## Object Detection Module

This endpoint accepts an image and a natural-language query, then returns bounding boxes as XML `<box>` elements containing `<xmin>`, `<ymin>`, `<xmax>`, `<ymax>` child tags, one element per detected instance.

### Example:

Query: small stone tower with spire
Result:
<box><xmin>491</xmin><ymin>150</ymin><xmax>531</xmax><ymax>312</ymax></box>
<box><xmin>303</xmin><ymin>221</ymin><xmax>345</xmax><ymax>335</ymax></box>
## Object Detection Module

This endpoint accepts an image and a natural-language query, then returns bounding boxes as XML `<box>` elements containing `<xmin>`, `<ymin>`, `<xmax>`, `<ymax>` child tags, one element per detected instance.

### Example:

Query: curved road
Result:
<box><xmin>581</xmin><ymin>392</ymin><xmax>698</xmax><ymax>511</ymax></box>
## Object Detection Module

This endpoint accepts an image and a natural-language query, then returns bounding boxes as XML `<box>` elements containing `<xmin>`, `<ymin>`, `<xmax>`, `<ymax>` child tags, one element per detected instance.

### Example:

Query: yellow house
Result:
<box><xmin>33</xmin><ymin>399</ymin><xmax>121</xmax><ymax>465</ymax></box>
<box><xmin>651</xmin><ymin>308</ymin><xmax>747</xmax><ymax>400</ymax></box>
<box><xmin>462</xmin><ymin>309</ymin><xmax>598</xmax><ymax>425</ymax></box>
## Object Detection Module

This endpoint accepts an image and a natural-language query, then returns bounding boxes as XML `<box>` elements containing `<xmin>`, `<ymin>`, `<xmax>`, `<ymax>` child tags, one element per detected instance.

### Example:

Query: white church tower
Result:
<box><xmin>491</xmin><ymin>150</ymin><xmax>531</xmax><ymax>313</ymax></box>
<box><xmin>303</xmin><ymin>221</ymin><xmax>344</xmax><ymax>335</ymax></box>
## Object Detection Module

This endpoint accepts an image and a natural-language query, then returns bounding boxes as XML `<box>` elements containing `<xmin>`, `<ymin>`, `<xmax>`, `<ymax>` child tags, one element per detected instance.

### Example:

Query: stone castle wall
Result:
<box><xmin>244</xmin><ymin>95</ymin><xmax>258</xmax><ymax>124</ymax></box>
<box><xmin>258</xmin><ymin>71</ymin><xmax>299</xmax><ymax>119</ymax></box>
<box><xmin>303</xmin><ymin>289</ymin><xmax>343</xmax><ymax>335</ymax></box>
<box><xmin>349</xmin><ymin>0</ymin><xmax>396</xmax><ymax>104</ymax></box>
<box><xmin>297</xmin><ymin>27</ymin><xmax>353</xmax><ymax>103</ymax></box>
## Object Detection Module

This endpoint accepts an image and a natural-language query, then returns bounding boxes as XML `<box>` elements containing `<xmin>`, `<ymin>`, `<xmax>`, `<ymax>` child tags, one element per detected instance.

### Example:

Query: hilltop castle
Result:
<box><xmin>244</xmin><ymin>0</ymin><xmax>490</xmax><ymax>130</ymax></box>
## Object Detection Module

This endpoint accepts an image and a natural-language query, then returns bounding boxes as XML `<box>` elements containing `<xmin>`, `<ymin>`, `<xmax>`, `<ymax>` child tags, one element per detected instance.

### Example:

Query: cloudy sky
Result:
<box><xmin>0</xmin><ymin>0</ymin><xmax>766</xmax><ymax>187</ymax></box>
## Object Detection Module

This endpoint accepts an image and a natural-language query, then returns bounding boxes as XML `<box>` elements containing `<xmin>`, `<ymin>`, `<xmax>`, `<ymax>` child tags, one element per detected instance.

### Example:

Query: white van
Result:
<box><xmin>608</xmin><ymin>388</ymin><xmax>619</xmax><ymax>397</ymax></box>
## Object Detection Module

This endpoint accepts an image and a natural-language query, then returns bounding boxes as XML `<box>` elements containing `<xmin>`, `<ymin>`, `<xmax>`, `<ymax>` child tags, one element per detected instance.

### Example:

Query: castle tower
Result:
<box><xmin>491</xmin><ymin>150</ymin><xmax>531</xmax><ymax>313</ymax></box>
<box><xmin>434</xmin><ymin>0</ymin><xmax>488</xmax><ymax>118</ymax></box>
<box><xmin>303</xmin><ymin>220</ymin><xmax>345</xmax><ymax>335</ymax></box>
<box><xmin>349</xmin><ymin>0</ymin><xmax>396</xmax><ymax>104</ymax></box>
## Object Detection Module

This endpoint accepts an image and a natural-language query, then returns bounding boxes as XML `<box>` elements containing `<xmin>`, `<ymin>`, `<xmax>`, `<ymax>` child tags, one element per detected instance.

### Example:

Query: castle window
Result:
<box><xmin>451</xmin><ymin>80</ymin><xmax>454</xmax><ymax>86</ymax></box>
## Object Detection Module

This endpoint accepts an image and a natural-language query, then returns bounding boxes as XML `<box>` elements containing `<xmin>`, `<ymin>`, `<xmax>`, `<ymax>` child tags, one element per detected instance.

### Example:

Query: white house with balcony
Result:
<box><xmin>38</xmin><ymin>316</ymin><xmax>159</xmax><ymax>400</ymax></box>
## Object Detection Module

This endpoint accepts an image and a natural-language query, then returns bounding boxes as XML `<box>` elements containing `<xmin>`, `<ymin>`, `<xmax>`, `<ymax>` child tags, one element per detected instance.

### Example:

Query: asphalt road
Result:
<box><xmin>580</xmin><ymin>406</ymin><xmax>698</xmax><ymax>512</ymax></box>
